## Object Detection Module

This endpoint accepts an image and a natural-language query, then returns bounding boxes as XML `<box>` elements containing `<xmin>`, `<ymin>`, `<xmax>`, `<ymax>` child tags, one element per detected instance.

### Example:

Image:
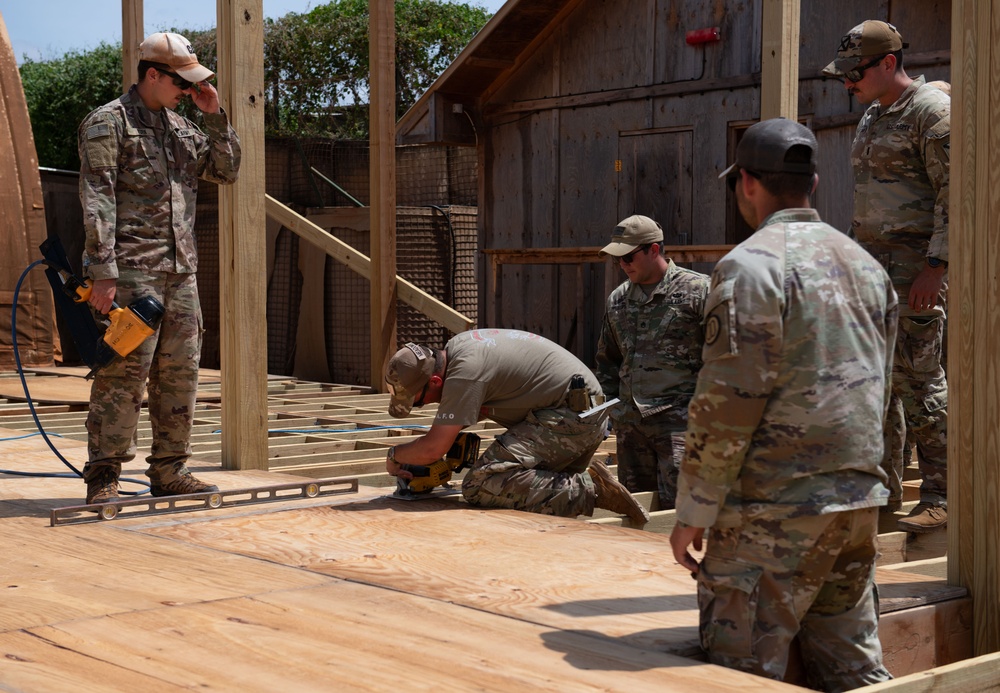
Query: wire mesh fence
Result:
<box><xmin>195</xmin><ymin>138</ymin><xmax>479</xmax><ymax>386</ymax></box>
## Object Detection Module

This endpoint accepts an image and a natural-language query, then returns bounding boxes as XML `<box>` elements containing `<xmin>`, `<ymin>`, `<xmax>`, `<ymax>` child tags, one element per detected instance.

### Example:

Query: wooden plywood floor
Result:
<box><xmin>0</xmin><ymin>433</ymin><xmax>807</xmax><ymax>691</ymax></box>
<box><xmin>0</xmin><ymin>369</ymin><xmax>970</xmax><ymax>691</ymax></box>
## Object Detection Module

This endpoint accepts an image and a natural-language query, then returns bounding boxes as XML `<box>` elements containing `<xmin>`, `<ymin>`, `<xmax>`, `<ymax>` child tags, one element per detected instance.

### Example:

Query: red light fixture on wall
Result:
<box><xmin>686</xmin><ymin>27</ymin><xmax>721</xmax><ymax>45</ymax></box>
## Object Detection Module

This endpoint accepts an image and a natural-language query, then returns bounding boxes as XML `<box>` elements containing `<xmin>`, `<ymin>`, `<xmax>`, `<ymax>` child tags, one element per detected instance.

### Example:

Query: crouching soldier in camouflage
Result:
<box><xmin>670</xmin><ymin>119</ymin><xmax>896</xmax><ymax>690</ymax></box>
<box><xmin>595</xmin><ymin>215</ymin><xmax>708</xmax><ymax>510</ymax></box>
<box><xmin>78</xmin><ymin>32</ymin><xmax>241</xmax><ymax>503</ymax></box>
<box><xmin>383</xmin><ymin>329</ymin><xmax>649</xmax><ymax>527</ymax></box>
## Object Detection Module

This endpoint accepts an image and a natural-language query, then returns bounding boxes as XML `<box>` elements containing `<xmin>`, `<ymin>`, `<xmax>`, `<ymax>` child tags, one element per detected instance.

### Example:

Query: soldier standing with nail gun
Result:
<box><xmin>77</xmin><ymin>32</ymin><xmax>240</xmax><ymax>504</ymax></box>
<box><xmin>383</xmin><ymin>329</ymin><xmax>649</xmax><ymax>527</ymax></box>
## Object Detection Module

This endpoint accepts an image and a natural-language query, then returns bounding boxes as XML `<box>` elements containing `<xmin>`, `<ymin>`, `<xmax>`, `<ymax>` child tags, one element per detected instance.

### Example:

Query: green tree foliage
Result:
<box><xmin>19</xmin><ymin>1</ymin><xmax>491</xmax><ymax>169</ymax></box>
<box><xmin>19</xmin><ymin>43</ymin><xmax>123</xmax><ymax>171</ymax></box>
<box><xmin>265</xmin><ymin>0</ymin><xmax>489</xmax><ymax>137</ymax></box>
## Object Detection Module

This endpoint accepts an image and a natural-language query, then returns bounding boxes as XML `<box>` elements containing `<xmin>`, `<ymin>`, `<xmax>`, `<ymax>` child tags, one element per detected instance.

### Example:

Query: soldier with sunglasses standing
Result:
<box><xmin>823</xmin><ymin>21</ymin><xmax>951</xmax><ymax>533</ymax></box>
<box><xmin>594</xmin><ymin>216</ymin><xmax>708</xmax><ymax>510</ymax></box>
<box><xmin>77</xmin><ymin>32</ymin><xmax>241</xmax><ymax>504</ymax></box>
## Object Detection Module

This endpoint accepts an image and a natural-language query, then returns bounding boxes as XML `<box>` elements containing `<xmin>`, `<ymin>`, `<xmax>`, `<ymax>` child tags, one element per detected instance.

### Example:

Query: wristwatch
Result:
<box><xmin>386</xmin><ymin>446</ymin><xmax>397</xmax><ymax>464</ymax></box>
<box><xmin>926</xmin><ymin>257</ymin><xmax>947</xmax><ymax>268</ymax></box>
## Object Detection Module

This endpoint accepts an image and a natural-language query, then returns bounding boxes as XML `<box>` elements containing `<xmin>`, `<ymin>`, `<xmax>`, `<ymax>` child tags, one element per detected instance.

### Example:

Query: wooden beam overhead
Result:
<box><xmin>949</xmin><ymin>0</ymin><xmax>1000</xmax><ymax>656</ymax></box>
<box><xmin>369</xmin><ymin>0</ymin><xmax>397</xmax><ymax>391</ymax></box>
<box><xmin>216</xmin><ymin>0</ymin><xmax>268</xmax><ymax>470</ymax></box>
<box><xmin>759</xmin><ymin>0</ymin><xmax>800</xmax><ymax>121</ymax></box>
<box><xmin>121</xmin><ymin>0</ymin><xmax>142</xmax><ymax>92</ymax></box>
<box><xmin>265</xmin><ymin>196</ymin><xmax>473</xmax><ymax>335</ymax></box>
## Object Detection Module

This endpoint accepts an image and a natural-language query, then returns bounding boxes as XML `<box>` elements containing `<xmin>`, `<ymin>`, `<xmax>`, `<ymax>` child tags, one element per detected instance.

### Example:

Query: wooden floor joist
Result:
<box><xmin>0</xmin><ymin>367</ymin><xmax>982</xmax><ymax>690</ymax></box>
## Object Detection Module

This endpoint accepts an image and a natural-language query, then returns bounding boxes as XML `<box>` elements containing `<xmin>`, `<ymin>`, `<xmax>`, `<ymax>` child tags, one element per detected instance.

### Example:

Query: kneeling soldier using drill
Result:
<box><xmin>383</xmin><ymin>329</ymin><xmax>649</xmax><ymax>527</ymax></box>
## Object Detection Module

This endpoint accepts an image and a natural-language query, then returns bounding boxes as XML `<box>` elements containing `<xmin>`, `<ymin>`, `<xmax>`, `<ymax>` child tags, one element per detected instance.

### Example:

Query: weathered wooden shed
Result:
<box><xmin>397</xmin><ymin>0</ymin><xmax>952</xmax><ymax>364</ymax></box>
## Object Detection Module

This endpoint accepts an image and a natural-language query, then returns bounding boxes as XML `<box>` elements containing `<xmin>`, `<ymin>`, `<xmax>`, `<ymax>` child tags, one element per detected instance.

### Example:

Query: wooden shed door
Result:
<box><xmin>616</xmin><ymin>128</ymin><xmax>694</xmax><ymax>245</ymax></box>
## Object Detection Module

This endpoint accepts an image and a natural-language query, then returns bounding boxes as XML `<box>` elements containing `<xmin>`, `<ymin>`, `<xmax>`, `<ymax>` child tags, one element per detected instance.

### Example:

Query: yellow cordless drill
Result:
<box><xmin>394</xmin><ymin>431</ymin><xmax>482</xmax><ymax>498</ymax></box>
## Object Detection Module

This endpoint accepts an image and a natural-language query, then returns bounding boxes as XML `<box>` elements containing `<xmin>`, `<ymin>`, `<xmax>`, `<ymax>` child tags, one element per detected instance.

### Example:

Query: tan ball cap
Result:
<box><xmin>139</xmin><ymin>32</ymin><xmax>214</xmax><ymax>83</ymax></box>
<box><xmin>599</xmin><ymin>215</ymin><xmax>664</xmax><ymax>257</ymax></box>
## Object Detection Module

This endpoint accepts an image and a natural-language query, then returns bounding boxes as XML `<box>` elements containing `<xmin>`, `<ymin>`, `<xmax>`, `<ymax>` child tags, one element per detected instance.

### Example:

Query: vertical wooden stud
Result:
<box><xmin>949</xmin><ymin>0</ymin><xmax>1000</xmax><ymax>655</ymax></box>
<box><xmin>216</xmin><ymin>0</ymin><xmax>268</xmax><ymax>469</ymax></box>
<box><xmin>760</xmin><ymin>0</ymin><xmax>800</xmax><ymax>121</ymax></box>
<box><xmin>369</xmin><ymin>0</ymin><xmax>397</xmax><ymax>389</ymax></box>
<box><xmin>121</xmin><ymin>0</ymin><xmax>142</xmax><ymax>91</ymax></box>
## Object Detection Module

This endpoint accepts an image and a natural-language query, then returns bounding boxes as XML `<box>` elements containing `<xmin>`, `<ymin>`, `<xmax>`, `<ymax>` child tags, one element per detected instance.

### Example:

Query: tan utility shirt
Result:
<box><xmin>434</xmin><ymin>329</ymin><xmax>601</xmax><ymax>428</ymax></box>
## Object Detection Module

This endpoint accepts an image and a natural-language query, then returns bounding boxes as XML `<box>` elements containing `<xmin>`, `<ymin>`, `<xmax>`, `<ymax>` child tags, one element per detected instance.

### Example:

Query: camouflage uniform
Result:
<box><xmin>851</xmin><ymin>76</ymin><xmax>950</xmax><ymax>508</ymax></box>
<box><xmin>78</xmin><ymin>85</ymin><xmax>241</xmax><ymax>481</ymax></box>
<box><xmin>595</xmin><ymin>261</ymin><xmax>708</xmax><ymax>508</ymax></box>
<box><xmin>428</xmin><ymin>330</ymin><xmax>606</xmax><ymax>517</ymax></box>
<box><xmin>677</xmin><ymin>209</ymin><xmax>897</xmax><ymax>690</ymax></box>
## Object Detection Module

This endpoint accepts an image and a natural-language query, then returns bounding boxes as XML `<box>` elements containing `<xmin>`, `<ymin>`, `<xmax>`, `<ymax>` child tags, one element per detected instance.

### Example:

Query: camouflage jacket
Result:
<box><xmin>78</xmin><ymin>85</ymin><xmax>241</xmax><ymax>280</ymax></box>
<box><xmin>851</xmin><ymin>76</ymin><xmax>950</xmax><ymax>290</ymax></box>
<box><xmin>676</xmin><ymin>209</ymin><xmax>897</xmax><ymax>529</ymax></box>
<box><xmin>595</xmin><ymin>260</ymin><xmax>708</xmax><ymax>427</ymax></box>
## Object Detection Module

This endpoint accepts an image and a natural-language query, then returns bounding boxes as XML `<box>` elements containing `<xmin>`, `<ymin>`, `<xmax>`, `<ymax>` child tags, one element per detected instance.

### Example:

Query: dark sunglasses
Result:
<box><xmin>727</xmin><ymin>167</ymin><xmax>761</xmax><ymax>192</ymax></box>
<box><xmin>157</xmin><ymin>68</ymin><xmax>193</xmax><ymax>90</ymax></box>
<box><xmin>620</xmin><ymin>244</ymin><xmax>653</xmax><ymax>264</ymax></box>
<box><xmin>412</xmin><ymin>381</ymin><xmax>429</xmax><ymax>408</ymax></box>
<box><xmin>843</xmin><ymin>55</ymin><xmax>887</xmax><ymax>83</ymax></box>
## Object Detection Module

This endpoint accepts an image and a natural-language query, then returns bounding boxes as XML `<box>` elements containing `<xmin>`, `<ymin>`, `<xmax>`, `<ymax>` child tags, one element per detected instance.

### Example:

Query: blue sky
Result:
<box><xmin>2</xmin><ymin>0</ymin><xmax>505</xmax><ymax>64</ymax></box>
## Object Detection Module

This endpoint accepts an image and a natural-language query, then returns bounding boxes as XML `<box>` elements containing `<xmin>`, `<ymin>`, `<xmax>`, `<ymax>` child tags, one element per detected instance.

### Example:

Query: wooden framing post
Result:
<box><xmin>216</xmin><ymin>0</ymin><xmax>268</xmax><ymax>470</ymax></box>
<box><xmin>759</xmin><ymin>0</ymin><xmax>800</xmax><ymax>121</ymax></box>
<box><xmin>369</xmin><ymin>0</ymin><xmax>397</xmax><ymax>390</ymax></box>
<box><xmin>121</xmin><ymin>0</ymin><xmax>142</xmax><ymax>91</ymax></box>
<box><xmin>949</xmin><ymin>0</ymin><xmax>1000</xmax><ymax>656</ymax></box>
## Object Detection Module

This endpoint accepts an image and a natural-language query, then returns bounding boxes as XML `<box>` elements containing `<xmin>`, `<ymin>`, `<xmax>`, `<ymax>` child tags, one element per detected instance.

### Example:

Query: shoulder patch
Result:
<box><xmin>86</xmin><ymin>123</ymin><xmax>111</xmax><ymax>140</ymax></box>
<box><xmin>702</xmin><ymin>277</ymin><xmax>738</xmax><ymax>362</ymax></box>
<box><xmin>82</xmin><ymin>118</ymin><xmax>118</xmax><ymax>170</ymax></box>
<box><xmin>704</xmin><ymin>313</ymin><xmax>721</xmax><ymax>345</ymax></box>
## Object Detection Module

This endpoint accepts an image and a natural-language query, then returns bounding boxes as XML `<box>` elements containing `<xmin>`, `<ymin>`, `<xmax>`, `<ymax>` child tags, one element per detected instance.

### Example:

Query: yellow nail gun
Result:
<box><xmin>393</xmin><ymin>431</ymin><xmax>481</xmax><ymax>499</ymax></box>
<box><xmin>40</xmin><ymin>237</ymin><xmax>164</xmax><ymax>379</ymax></box>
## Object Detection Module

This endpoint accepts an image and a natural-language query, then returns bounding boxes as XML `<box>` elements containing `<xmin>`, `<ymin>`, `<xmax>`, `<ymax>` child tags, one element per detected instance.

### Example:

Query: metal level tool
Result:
<box><xmin>50</xmin><ymin>477</ymin><xmax>359</xmax><ymax>526</ymax></box>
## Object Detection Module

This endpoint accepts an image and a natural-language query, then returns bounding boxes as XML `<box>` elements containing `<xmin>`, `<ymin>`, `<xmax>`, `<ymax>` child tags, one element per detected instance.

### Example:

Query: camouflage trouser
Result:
<box><xmin>612</xmin><ymin>418</ymin><xmax>685</xmax><ymax>510</ymax></box>
<box><xmin>83</xmin><ymin>269</ymin><xmax>202</xmax><ymax>481</ymax></box>
<box><xmin>697</xmin><ymin>509</ymin><xmax>891</xmax><ymax>692</ymax></box>
<box><xmin>883</xmin><ymin>314</ymin><xmax>948</xmax><ymax>507</ymax></box>
<box><xmin>461</xmin><ymin>406</ymin><xmax>607</xmax><ymax>517</ymax></box>
<box><xmin>882</xmin><ymin>394</ymin><xmax>906</xmax><ymax>507</ymax></box>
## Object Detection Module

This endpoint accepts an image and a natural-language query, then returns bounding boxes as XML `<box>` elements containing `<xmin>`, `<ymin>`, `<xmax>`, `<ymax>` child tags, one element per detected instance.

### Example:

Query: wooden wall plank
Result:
<box><xmin>216</xmin><ymin>0</ymin><xmax>268</xmax><ymax>470</ymax></box>
<box><xmin>864</xmin><ymin>650</ymin><xmax>1000</xmax><ymax>692</ymax></box>
<box><xmin>292</xmin><ymin>243</ymin><xmax>331</xmax><ymax>382</ymax></box>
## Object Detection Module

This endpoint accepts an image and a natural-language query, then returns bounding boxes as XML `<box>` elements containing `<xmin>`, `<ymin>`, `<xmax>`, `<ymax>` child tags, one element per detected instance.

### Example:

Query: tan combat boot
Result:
<box><xmin>147</xmin><ymin>462</ymin><xmax>219</xmax><ymax>497</ymax></box>
<box><xmin>897</xmin><ymin>502</ymin><xmax>947</xmax><ymax>533</ymax></box>
<box><xmin>86</xmin><ymin>468</ymin><xmax>120</xmax><ymax>504</ymax></box>
<box><xmin>588</xmin><ymin>457</ymin><xmax>650</xmax><ymax>528</ymax></box>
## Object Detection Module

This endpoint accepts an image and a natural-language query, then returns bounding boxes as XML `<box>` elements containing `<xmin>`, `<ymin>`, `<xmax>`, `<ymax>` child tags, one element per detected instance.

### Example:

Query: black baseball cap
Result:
<box><xmin>719</xmin><ymin>118</ymin><xmax>817</xmax><ymax>183</ymax></box>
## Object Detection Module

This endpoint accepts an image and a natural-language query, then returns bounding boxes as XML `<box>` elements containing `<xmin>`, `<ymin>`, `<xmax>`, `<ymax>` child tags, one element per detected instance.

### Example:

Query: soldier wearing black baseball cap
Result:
<box><xmin>671</xmin><ymin>117</ymin><xmax>895</xmax><ymax>689</ymax></box>
<box><xmin>720</xmin><ymin>118</ymin><xmax>817</xmax><ymax>218</ymax></box>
